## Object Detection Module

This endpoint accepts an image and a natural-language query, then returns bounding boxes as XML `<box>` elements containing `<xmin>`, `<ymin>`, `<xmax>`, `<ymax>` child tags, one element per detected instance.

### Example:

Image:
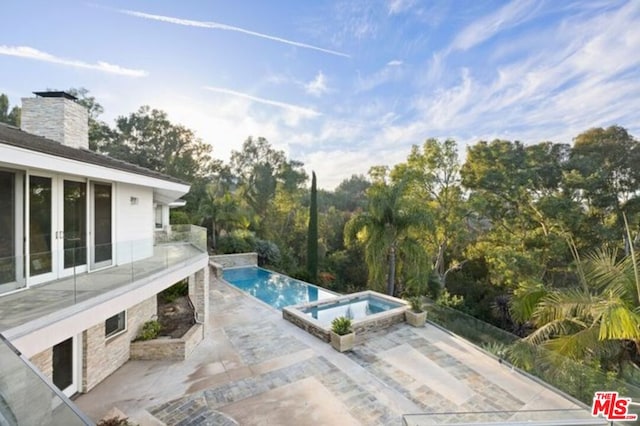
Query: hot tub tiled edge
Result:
<box><xmin>283</xmin><ymin>290</ymin><xmax>409</xmax><ymax>343</ymax></box>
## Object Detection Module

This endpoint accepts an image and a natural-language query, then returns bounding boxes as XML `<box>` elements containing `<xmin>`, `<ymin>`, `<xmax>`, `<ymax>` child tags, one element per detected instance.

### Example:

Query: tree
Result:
<box><xmin>332</xmin><ymin>174</ymin><xmax>370</xmax><ymax>212</ymax></box>
<box><xmin>66</xmin><ymin>87</ymin><xmax>111</xmax><ymax>152</ymax></box>
<box><xmin>230</xmin><ymin>136</ymin><xmax>307</xmax><ymax>238</ymax></box>
<box><xmin>392</xmin><ymin>138</ymin><xmax>467</xmax><ymax>289</ymax></box>
<box><xmin>0</xmin><ymin>93</ymin><xmax>20</xmax><ymax>126</ymax></box>
<box><xmin>307</xmin><ymin>171</ymin><xmax>318</xmax><ymax>283</ymax></box>
<box><xmin>461</xmin><ymin>140</ymin><xmax>573</xmax><ymax>288</ymax></box>
<box><xmin>197</xmin><ymin>170</ymin><xmax>248</xmax><ymax>251</ymax></box>
<box><xmin>564</xmin><ymin>126</ymin><xmax>640</xmax><ymax>255</ymax></box>
<box><xmin>97</xmin><ymin>106</ymin><xmax>214</xmax><ymax>182</ymax></box>
<box><xmin>517</xmin><ymin>241</ymin><xmax>640</xmax><ymax>373</ymax></box>
<box><xmin>345</xmin><ymin>167</ymin><xmax>430</xmax><ymax>296</ymax></box>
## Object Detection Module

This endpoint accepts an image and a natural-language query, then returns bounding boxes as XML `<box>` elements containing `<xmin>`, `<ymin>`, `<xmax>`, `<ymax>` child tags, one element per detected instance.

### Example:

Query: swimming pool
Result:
<box><xmin>222</xmin><ymin>266</ymin><xmax>336</xmax><ymax>310</ymax></box>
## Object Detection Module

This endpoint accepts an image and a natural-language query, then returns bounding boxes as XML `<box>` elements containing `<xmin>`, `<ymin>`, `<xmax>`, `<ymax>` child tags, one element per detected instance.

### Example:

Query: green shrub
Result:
<box><xmin>331</xmin><ymin>316</ymin><xmax>353</xmax><ymax>336</ymax></box>
<box><xmin>408</xmin><ymin>296</ymin><xmax>424</xmax><ymax>313</ymax></box>
<box><xmin>160</xmin><ymin>279</ymin><xmax>189</xmax><ymax>303</ymax></box>
<box><xmin>138</xmin><ymin>320</ymin><xmax>161</xmax><ymax>341</ymax></box>
<box><xmin>97</xmin><ymin>416</ymin><xmax>138</xmax><ymax>426</ymax></box>
<box><xmin>255</xmin><ymin>239</ymin><xmax>281</xmax><ymax>266</ymax></box>
<box><xmin>217</xmin><ymin>230</ymin><xmax>256</xmax><ymax>254</ymax></box>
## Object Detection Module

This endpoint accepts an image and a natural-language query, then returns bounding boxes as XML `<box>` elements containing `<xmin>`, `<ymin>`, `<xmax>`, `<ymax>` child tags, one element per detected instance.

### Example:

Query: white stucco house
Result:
<box><xmin>0</xmin><ymin>91</ymin><xmax>209</xmax><ymax>423</ymax></box>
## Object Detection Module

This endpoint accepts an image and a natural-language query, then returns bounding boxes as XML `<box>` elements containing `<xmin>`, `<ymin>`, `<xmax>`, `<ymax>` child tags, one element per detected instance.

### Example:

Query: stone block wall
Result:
<box><xmin>82</xmin><ymin>295</ymin><xmax>156</xmax><ymax>392</ymax></box>
<box><xmin>210</xmin><ymin>252</ymin><xmax>258</xmax><ymax>270</ymax></box>
<box><xmin>21</xmin><ymin>96</ymin><xmax>89</xmax><ymax>149</ymax></box>
<box><xmin>189</xmin><ymin>266</ymin><xmax>209</xmax><ymax>323</ymax></box>
<box><xmin>130</xmin><ymin>323</ymin><xmax>203</xmax><ymax>361</ymax></box>
<box><xmin>29</xmin><ymin>347</ymin><xmax>53</xmax><ymax>380</ymax></box>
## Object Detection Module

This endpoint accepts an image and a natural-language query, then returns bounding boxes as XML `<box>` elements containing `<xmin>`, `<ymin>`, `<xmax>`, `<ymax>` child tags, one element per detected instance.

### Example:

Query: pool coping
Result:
<box><xmin>283</xmin><ymin>290</ymin><xmax>409</xmax><ymax>342</ymax></box>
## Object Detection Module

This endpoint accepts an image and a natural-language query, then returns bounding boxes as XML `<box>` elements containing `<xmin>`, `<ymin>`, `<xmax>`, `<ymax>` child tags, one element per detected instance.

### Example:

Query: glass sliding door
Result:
<box><xmin>62</xmin><ymin>180</ymin><xmax>87</xmax><ymax>273</ymax></box>
<box><xmin>29</xmin><ymin>176</ymin><xmax>53</xmax><ymax>279</ymax></box>
<box><xmin>92</xmin><ymin>182</ymin><xmax>112</xmax><ymax>268</ymax></box>
<box><xmin>0</xmin><ymin>171</ymin><xmax>16</xmax><ymax>292</ymax></box>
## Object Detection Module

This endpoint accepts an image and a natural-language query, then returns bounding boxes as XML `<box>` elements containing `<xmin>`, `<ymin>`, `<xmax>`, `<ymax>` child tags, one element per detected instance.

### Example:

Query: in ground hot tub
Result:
<box><xmin>283</xmin><ymin>291</ymin><xmax>408</xmax><ymax>342</ymax></box>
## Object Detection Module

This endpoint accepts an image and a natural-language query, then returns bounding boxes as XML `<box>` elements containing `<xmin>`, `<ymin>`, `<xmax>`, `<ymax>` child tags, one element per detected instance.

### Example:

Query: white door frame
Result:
<box><xmin>53</xmin><ymin>333</ymin><xmax>82</xmax><ymax>397</ymax></box>
<box><xmin>89</xmin><ymin>180</ymin><xmax>115</xmax><ymax>271</ymax></box>
<box><xmin>58</xmin><ymin>177</ymin><xmax>89</xmax><ymax>278</ymax></box>
<box><xmin>25</xmin><ymin>171</ymin><xmax>58</xmax><ymax>286</ymax></box>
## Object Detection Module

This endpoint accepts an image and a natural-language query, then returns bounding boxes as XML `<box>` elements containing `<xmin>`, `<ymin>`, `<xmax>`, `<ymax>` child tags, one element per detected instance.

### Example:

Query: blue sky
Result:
<box><xmin>1</xmin><ymin>0</ymin><xmax>639</xmax><ymax>189</ymax></box>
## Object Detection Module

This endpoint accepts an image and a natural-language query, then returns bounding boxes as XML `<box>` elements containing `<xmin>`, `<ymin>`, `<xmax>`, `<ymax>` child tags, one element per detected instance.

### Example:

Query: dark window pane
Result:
<box><xmin>105</xmin><ymin>311</ymin><xmax>125</xmax><ymax>337</ymax></box>
<box><xmin>29</xmin><ymin>176</ymin><xmax>52</xmax><ymax>276</ymax></box>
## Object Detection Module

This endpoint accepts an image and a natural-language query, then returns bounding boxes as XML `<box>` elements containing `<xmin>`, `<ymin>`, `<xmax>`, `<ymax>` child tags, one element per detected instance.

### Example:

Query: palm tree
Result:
<box><xmin>345</xmin><ymin>172</ymin><xmax>430</xmax><ymax>296</ymax></box>
<box><xmin>513</xmin><ymin>226</ymin><xmax>640</xmax><ymax>371</ymax></box>
<box><xmin>198</xmin><ymin>182</ymin><xmax>249</xmax><ymax>250</ymax></box>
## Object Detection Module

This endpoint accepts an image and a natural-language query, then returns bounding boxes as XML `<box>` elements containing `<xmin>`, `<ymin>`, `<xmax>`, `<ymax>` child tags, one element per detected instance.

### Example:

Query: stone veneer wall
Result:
<box><xmin>283</xmin><ymin>307</ymin><xmax>407</xmax><ymax>343</ymax></box>
<box><xmin>82</xmin><ymin>295</ymin><xmax>156</xmax><ymax>392</ymax></box>
<box><xmin>130</xmin><ymin>323</ymin><xmax>204</xmax><ymax>361</ymax></box>
<box><xmin>189</xmin><ymin>267</ymin><xmax>210</xmax><ymax>323</ymax></box>
<box><xmin>29</xmin><ymin>347</ymin><xmax>53</xmax><ymax>379</ymax></box>
<box><xmin>210</xmin><ymin>253</ymin><xmax>258</xmax><ymax>277</ymax></box>
<box><xmin>21</xmin><ymin>96</ymin><xmax>89</xmax><ymax>149</ymax></box>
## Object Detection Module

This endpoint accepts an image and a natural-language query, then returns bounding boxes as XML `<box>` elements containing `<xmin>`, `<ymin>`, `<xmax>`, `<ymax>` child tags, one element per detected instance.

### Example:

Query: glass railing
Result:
<box><xmin>0</xmin><ymin>226</ymin><xmax>207</xmax><ymax>331</ymax></box>
<box><xmin>403</xmin><ymin>408</ymin><xmax>608</xmax><ymax>425</ymax></box>
<box><xmin>154</xmin><ymin>224</ymin><xmax>207</xmax><ymax>253</ymax></box>
<box><xmin>427</xmin><ymin>303</ymin><xmax>640</xmax><ymax>416</ymax></box>
<box><xmin>0</xmin><ymin>334</ymin><xmax>93</xmax><ymax>425</ymax></box>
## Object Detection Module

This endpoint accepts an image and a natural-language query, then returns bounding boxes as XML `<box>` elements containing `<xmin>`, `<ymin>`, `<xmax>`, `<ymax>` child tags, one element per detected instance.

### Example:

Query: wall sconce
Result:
<box><xmin>130</xmin><ymin>196</ymin><xmax>138</xmax><ymax>205</ymax></box>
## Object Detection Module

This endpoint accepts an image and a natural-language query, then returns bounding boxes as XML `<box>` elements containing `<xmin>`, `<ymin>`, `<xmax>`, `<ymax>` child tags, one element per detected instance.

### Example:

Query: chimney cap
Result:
<box><xmin>33</xmin><ymin>91</ymin><xmax>78</xmax><ymax>101</ymax></box>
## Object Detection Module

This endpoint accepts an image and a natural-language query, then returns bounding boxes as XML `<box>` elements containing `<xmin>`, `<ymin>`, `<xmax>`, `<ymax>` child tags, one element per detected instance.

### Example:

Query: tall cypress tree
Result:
<box><xmin>307</xmin><ymin>171</ymin><xmax>318</xmax><ymax>283</ymax></box>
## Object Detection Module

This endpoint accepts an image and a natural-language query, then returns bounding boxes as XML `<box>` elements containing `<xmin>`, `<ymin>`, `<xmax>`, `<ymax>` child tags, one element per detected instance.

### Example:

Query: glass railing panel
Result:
<box><xmin>0</xmin><ymin>335</ymin><xmax>92</xmax><ymax>425</ymax></box>
<box><xmin>403</xmin><ymin>409</ymin><xmax>608</xmax><ymax>425</ymax></box>
<box><xmin>0</xmin><ymin>234</ymin><xmax>208</xmax><ymax>331</ymax></box>
<box><xmin>0</xmin><ymin>254</ymin><xmax>26</xmax><ymax>296</ymax></box>
<box><xmin>154</xmin><ymin>224</ymin><xmax>207</xmax><ymax>253</ymax></box>
<box><xmin>427</xmin><ymin>303</ymin><xmax>640</xmax><ymax>413</ymax></box>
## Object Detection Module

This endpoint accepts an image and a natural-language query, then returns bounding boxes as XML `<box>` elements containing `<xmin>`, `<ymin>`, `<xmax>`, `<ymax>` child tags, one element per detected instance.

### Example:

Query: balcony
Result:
<box><xmin>0</xmin><ymin>225</ymin><xmax>208</xmax><ymax>336</ymax></box>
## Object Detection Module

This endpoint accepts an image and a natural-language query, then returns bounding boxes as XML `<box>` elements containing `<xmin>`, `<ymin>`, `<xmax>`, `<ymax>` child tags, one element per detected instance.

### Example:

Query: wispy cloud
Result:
<box><xmin>118</xmin><ymin>9</ymin><xmax>350</xmax><ymax>58</ymax></box>
<box><xmin>406</xmin><ymin>0</ymin><xmax>640</xmax><ymax>143</ymax></box>
<box><xmin>356</xmin><ymin>61</ymin><xmax>405</xmax><ymax>92</ymax></box>
<box><xmin>387</xmin><ymin>0</ymin><xmax>417</xmax><ymax>15</ymax></box>
<box><xmin>305</xmin><ymin>71</ymin><xmax>329</xmax><ymax>97</ymax></box>
<box><xmin>203</xmin><ymin>86</ymin><xmax>321</xmax><ymax>118</ymax></box>
<box><xmin>0</xmin><ymin>45</ymin><xmax>147</xmax><ymax>77</ymax></box>
<box><xmin>448</xmin><ymin>0</ymin><xmax>543</xmax><ymax>52</ymax></box>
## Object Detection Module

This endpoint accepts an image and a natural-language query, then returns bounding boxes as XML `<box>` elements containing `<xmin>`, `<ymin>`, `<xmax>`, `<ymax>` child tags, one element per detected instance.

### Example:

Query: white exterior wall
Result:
<box><xmin>115</xmin><ymin>183</ymin><xmax>153</xmax><ymax>264</ymax></box>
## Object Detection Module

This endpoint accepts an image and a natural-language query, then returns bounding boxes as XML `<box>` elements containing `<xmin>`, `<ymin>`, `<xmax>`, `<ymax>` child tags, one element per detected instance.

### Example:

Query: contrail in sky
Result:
<box><xmin>119</xmin><ymin>8</ymin><xmax>351</xmax><ymax>58</ymax></box>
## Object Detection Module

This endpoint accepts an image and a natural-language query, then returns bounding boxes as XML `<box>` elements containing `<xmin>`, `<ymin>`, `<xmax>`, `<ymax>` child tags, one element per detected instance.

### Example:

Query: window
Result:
<box><xmin>105</xmin><ymin>311</ymin><xmax>126</xmax><ymax>339</ymax></box>
<box><xmin>155</xmin><ymin>205</ymin><xmax>163</xmax><ymax>229</ymax></box>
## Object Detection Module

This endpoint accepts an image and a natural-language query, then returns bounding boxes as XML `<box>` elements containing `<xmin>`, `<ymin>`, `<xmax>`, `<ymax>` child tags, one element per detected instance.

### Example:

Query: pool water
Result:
<box><xmin>223</xmin><ymin>266</ymin><xmax>336</xmax><ymax>310</ymax></box>
<box><xmin>302</xmin><ymin>295</ymin><xmax>405</xmax><ymax>325</ymax></box>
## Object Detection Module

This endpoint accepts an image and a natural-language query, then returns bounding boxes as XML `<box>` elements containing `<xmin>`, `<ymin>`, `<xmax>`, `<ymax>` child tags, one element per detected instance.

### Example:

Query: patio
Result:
<box><xmin>74</xmin><ymin>276</ymin><xmax>593</xmax><ymax>425</ymax></box>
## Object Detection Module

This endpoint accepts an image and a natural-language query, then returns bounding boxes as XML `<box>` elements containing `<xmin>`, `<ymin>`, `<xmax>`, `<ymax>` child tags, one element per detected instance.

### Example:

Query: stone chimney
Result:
<box><xmin>21</xmin><ymin>91</ymin><xmax>89</xmax><ymax>149</ymax></box>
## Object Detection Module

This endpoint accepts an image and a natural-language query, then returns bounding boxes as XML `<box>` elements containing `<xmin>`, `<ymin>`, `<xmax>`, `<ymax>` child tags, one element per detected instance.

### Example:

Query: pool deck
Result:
<box><xmin>75</xmin><ymin>277</ymin><xmax>589</xmax><ymax>425</ymax></box>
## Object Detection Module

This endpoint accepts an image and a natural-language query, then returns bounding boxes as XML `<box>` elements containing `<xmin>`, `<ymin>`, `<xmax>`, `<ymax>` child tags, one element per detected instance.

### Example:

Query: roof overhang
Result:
<box><xmin>0</xmin><ymin>143</ymin><xmax>190</xmax><ymax>202</ymax></box>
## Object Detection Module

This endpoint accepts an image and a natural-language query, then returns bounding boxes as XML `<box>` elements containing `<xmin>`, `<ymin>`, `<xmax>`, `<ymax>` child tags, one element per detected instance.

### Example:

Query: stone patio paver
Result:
<box><xmin>75</xmin><ymin>276</ymin><xmax>590</xmax><ymax>425</ymax></box>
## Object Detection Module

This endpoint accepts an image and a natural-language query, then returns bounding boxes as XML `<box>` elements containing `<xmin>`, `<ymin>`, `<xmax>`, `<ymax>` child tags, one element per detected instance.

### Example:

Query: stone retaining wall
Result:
<box><xmin>283</xmin><ymin>291</ymin><xmax>408</xmax><ymax>343</ymax></box>
<box><xmin>210</xmin><ymin>253</ymin><xmax>258</xmax><ymax>277</ymax></box>
<box><xmin>130</xmin><ymin>323</ymin><xmax>203</xmax><ymax>361</ymax></box>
